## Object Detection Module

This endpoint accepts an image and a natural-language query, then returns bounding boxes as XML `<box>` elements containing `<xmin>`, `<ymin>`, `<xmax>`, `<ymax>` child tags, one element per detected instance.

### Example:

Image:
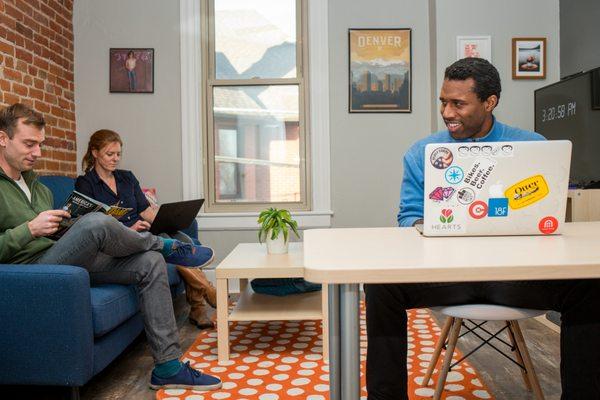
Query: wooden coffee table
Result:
<box><xmin>215</xmin><ymin>242</ymin><xmax>328</xmax><ymax>363</ymax></box>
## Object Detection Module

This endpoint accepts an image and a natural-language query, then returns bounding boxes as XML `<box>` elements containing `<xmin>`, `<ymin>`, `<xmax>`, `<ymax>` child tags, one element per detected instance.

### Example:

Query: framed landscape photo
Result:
<box><xmin>109</xmin><ymin>48</ymin><xmax>154</xmax><ymax>93</ymax></box>
<box><xmin>349</xmin><ymin>28</ymin><xmax>411</xmax><ymax>113</ymax></box>
<box><xmin>456</xmin><ymin>36</ymin><xmax>492</xmax><ymax>62</ymax></box>
<box><xmin>512</xmin><ymin>38</ymin><xmax>546</xmax><ymax>79</ymax></box>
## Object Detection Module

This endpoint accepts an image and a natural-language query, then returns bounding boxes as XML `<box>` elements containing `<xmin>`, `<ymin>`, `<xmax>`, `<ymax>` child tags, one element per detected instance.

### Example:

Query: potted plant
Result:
<box><xmin>257</xmin><ymin>208</ymin><xmax>300</xmax><ymax>254</ymax></box>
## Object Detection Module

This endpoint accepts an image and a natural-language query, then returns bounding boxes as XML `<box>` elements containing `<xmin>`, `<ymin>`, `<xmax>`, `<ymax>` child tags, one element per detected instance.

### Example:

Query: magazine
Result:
<box><xmin>49</xmin><ymin>191</ymin><xmax>132</xmax><ymax>239</ymax></box>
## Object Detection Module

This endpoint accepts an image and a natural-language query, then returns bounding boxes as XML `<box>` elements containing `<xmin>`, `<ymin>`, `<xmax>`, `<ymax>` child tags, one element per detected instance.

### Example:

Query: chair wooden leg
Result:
<box><xmin>423</xmin><ymin>316</ymin><xmax>453</xmax><ymax>387</ymax></box>
<box><xmin>433</xmin><ymin>318</ymin><xmax>462</xmax><ymax>400</ymax></box>
<box><xmin>509</xmin><ymin>321</ymin><xmax>545</xmax><ymax>400</ymax></box>
<box><xmin>507</xmin><ymin>321</ymin><xmax>532</xmax><ymax>391</ymax></box>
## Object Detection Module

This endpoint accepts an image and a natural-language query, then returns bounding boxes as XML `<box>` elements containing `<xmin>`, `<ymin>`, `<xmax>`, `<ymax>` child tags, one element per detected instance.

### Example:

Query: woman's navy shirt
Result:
<box><xmin>75</xmin><ymin>169</ymin><xmax>150</xmax><ymax>227</ymax></box>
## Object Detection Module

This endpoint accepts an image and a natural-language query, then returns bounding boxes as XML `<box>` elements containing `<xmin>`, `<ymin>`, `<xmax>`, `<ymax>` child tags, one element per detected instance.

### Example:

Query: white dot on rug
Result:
<box><xmin>306</xmin><ymin>396</ymin><xmax>326</xmax><ymax>400</ymax></box>
<box><xmin>286</xmin><ymin>388</ymin><xmax>304</xmax><ymax>396</ymax></box>
<box><xmin>267</xmin><ymin>353</ymin><xmax>281</xmax><ymax>359</ymax></box>
<box><xmin>249</xmin><ymin>350</ymin><xmax>264</xmax><ymax>356</ymax></box>
<box><xmin>314</xmin><ymin>384</ymin><xmax>329</xmax><ymax>392</ymax></box>
<box><xmin>319</xmin><ymin>374</ymin><xmax>329</xmax><ymax>382</ymax></box>
<box><xmin>235</xmin><ymin>365</ymin><xmax>249</xmax><ymax>371</ymax></box>
<box><xmin>282</xmin><ymin>357</ymin><xmax>299</xmax><ymax>363</ymax></box>
<box><xmin>471</xmin><ymin>378</ymin><xmax>483</xmax><ymax>387</ymax></box>
<box><xmin>275</xmin><ymin>364</ymin><xmax>292</xmax><ymax>371</ymax></box>
<box><xmin>238</xmin><ymin>388</ymin><xmax>258</xmax><ymax>395</ymax></box>
<box><xmin>221</xmin><ymin>382</ymin><xmax>237</xmax><ymax>389</ymax></box>
<box><xmin>258</xmin><ymin>361</ymin><xmax>275</xmax><ymax>368</ymax></box>
<box><xmin>298</xmin><ymin>369</ymin><xmax>315</xmax><ymax>376</ymax></box>
<box><xmin>305</xmin><ymin>354</ymin><xmax>322</xmax><ymax>360</ymax></box>
<box><xmin>211</xmin><ymin>393</ymin><xmax>231</xmax><ymax>399</ymax></box>
<box><xmin>246</xmin><ymin>378</ymin><xmax>263</xmax><ymax>386</ymax></box>
<box><xmin>165</xmin><ymin>389</ymin><xmax>186</xmax><ymax>395</ymax></box>
<box><xmin>242</xmin><ymin>356</ymin><xmax>258</xmax><ymax>363</ymax></box>
<box><xmin>253</xmin><ymin>369</ymin><xmax>270</xmax><ymax>376</ymax></box>
<box><xmin>473</xmin><ymin>390</ymin><xmax>492</xmax><ymax>399</ymax></box>
<box><xmin>446</xmin><ymin>397</ymin><xmax>467</xmax><ymax>400</ymax></box>
<box><xmin>266</xmin><ymin>383</ymin><xmax>283</xmax><ymax>391</ymax></box>
<box><xmin>228</xmin><ymin>372</ymin><xmax>244</xmax><ymax>380</ymax></box>
<box><xmin>185</xmin><ymin>395</ymin><xmax>205</xmax><ymax>400</ymax></box>
<box><xmin>446</xmin><ymin>371</ymin><xmax>464</xmax><ymax>383</ymax></box>
<box><xmin>258</xmin><ymin>394</ymin><xmax>279</xmax><ymax>400</ymax></box>
<box><xmin>273</xmin><ymin>374</ymin><xmax>289</xmax><ymax>381</ymax></box>
<box><xmin>414</xmin><ymin>388</ymin><xmax>435</xmax><ymax>396</ymax></box>
<box><xmin>210</xmin><ymin>367</ymin><xmax>226</xmax><ymax>373</ymax></box>
<box><xmin>291</xmin><ymin>377</ymin><xmax>310</xmax><ymax>386</ymax></box>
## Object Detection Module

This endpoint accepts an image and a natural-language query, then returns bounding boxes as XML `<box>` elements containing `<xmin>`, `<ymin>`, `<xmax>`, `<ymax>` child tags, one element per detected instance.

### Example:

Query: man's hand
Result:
<box><xmin>28</xmin><ymin>210</ymin><xmax>71</xmax><ymax>238</ymax></box>
<box><xmin>130</xmin><ymin>220</ymin><xmax>151</xmax><ymax>232</ymax></box>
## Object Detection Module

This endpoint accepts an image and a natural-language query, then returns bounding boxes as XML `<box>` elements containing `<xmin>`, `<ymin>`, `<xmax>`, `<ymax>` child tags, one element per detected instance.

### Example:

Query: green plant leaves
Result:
<box><xmin>257</xmin><ymin>207</ymin><xmax>300</xmax><ymax>243</ymax></box>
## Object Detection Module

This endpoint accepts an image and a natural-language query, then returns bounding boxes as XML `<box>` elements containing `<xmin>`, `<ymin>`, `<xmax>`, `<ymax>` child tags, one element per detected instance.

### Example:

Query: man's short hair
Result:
<box><xmin>444</xmin><ymin>58</ymin><xmax>501</xmax><ymax>104</ymax></box>
<box><xmin>0</xmin><ymin>103</ymin><xmax>46</xmax><ymax>139</ymax></box>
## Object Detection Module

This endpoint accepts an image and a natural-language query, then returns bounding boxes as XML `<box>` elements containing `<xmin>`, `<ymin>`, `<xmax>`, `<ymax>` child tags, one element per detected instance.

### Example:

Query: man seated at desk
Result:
<box><xmin>364</xmin><ymin>58</ymin><xmax>600</xmax><ymax>399</ymax></box>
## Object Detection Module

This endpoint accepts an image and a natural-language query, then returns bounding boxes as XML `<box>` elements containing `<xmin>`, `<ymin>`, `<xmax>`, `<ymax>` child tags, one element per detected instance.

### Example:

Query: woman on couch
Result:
<box><xmin>76</xmin><ymin>129</ymin><xmax>217</xmax><ymax>329</ymax></box>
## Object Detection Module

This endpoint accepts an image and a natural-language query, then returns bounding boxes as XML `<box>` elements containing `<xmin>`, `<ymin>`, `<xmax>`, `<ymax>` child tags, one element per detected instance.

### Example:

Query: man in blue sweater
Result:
<box><xmin>364</xmin><ymin>58</ymin><xmax>600</xmax><ymax>399</ymax></box>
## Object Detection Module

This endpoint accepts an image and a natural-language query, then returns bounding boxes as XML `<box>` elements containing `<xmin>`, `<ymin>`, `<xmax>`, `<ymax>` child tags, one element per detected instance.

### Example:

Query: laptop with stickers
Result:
<box><xmin>421</xmin><ymin>140</ymin><xmax>571</xmax><ymax>236</ymax></box>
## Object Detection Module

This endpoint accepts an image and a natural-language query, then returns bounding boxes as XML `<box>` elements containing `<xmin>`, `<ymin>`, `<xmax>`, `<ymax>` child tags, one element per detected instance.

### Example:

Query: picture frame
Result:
<box><xmin>512</xmin><ymin>38</ymin><xmax>546</xmax><ymax>80</ymax></box>
<box><xmin>109</xmin><ymin>48</ymin><xmax>154</xmax><ymax>93</ymax></box>
<box><xmin>348</xmin><ymin>28</ymin><xmax>412</xmax><ymax>113</ymax></box>
<box><xmin>456</xmin><ymin>36</ymin><xmax>492</xmax><ymax>62</ymax></box>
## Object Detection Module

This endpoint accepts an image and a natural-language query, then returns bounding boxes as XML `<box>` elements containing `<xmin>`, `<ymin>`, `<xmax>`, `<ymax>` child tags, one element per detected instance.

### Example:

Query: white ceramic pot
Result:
<box><xmin>266</xmin><ymin>231</ymin><xmax>289</xmax><ymax>254</ymax></box>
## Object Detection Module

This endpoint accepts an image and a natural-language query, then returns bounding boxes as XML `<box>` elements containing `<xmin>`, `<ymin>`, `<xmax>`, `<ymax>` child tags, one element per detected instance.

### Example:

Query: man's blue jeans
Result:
<box><xmin>35</xmin><ymin>212</ymin><xmax>182</xmax><ymax>364</ymax></box>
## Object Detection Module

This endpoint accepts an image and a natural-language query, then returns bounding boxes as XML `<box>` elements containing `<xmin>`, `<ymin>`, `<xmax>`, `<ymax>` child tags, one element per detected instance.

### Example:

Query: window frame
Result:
<box><xmin>201</xmin><ymin>0</ymin><xmax>311</xmax><ymax>212</ymax></box>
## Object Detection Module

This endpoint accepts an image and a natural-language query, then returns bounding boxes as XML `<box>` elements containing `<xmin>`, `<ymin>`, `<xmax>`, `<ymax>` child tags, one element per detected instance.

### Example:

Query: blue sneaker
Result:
<box><xmin>164</xmin><ymin>242</ymin><xmax>214</xmax><ymax>267</ymax></box>
<box><xmin>150</xmin><ymin>361</ymin><xmax>222</xmax><ymax>390</ymax></box>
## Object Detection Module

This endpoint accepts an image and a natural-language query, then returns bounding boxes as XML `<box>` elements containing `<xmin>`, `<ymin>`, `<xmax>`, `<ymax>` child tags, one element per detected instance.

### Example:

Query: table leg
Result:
<box><xmin>322</xmin><ymin>284</ymin><xmax>329</xmax><ymax>361</ymax></box>
<box><xmin>328</xmin><ymin>284</ymin><xmax>341</xmax><ymax>400</ymax></box>
<box><xmin>216</xmin><ymin>278</ymin><xmax>229</xmax><ymax>363</ymax></box>
<box><xmin>340</xmin><ymin>283</ymin><xmax>361</xmax><ymax>400</ymax></box>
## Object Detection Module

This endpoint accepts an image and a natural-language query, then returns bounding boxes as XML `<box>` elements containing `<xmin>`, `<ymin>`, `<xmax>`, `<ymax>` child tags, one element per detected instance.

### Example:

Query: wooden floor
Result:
<box><xmin>4</xmin><ymin>295</ymin><xmax>562</xmax><ymax>399</ymax></box>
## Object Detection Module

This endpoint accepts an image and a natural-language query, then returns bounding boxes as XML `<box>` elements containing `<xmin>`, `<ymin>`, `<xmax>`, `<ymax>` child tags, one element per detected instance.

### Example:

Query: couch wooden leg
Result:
<box><xmin>66</xmin><ymin>386</ymin><xmax>80</xmax><ymax>400</ymax></box>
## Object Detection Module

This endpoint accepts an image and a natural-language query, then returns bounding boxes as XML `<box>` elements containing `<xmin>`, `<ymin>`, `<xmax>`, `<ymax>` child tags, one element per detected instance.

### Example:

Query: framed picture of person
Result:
<box><xmin>456</xmin><ymin>36</ymin><xmax>492</xmax><ymax>62</ymax></box>
<box><xmin>109</xmin><ymin>48</ymin><xmax>154</xmax><ymax>93</ymax></box>
<box><xmin>512</xmin><ymin>38</ymin><xmax>546</xmax><ymax>79</ymax></box>
<box><xmin>348</xmin><ymin>28</ymin><xmax>412</xmax><ymax>113</ymax></box>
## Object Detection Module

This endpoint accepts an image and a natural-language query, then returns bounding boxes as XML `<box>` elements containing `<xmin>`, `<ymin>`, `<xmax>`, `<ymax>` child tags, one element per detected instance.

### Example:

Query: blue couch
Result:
<box><xmin>0</xmin><ymin>176</ymin><xmax>194</xmax><ymax>399</ymax></box>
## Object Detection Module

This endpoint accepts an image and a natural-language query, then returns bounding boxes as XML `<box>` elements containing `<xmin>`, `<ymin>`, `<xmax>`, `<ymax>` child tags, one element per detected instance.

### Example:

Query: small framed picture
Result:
<box><xmin>109</xmin><ymin>48</ymin><xmax>154</xmax><ymax>93</ymax></box>
<box><xmin>512</xmin><ymin>38</ymin><xmax>546</xmax><ymax>79</ymax></box>
<box><xmin>348</xmin><ymin>28</ymin><xmax>412</xmax><ymax>113</ymax></box>
<box><xmin>456</xmin><ymin>36</ymin><xmax>492</xmax><ymax>62</ymax></box>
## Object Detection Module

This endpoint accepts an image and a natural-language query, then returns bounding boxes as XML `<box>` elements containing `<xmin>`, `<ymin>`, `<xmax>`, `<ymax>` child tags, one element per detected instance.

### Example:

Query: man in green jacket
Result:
<box><xmin>0</xmin><ymin>103</ymin><xmax>222</xmax><ymax>391</ymax></box>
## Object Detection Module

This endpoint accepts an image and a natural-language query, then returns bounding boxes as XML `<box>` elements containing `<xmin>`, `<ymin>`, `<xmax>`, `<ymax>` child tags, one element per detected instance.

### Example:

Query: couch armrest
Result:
<box><xmin>0</xmin><ymin>264</ymin><xmax>94</xmax><ymax>386</ymax></box>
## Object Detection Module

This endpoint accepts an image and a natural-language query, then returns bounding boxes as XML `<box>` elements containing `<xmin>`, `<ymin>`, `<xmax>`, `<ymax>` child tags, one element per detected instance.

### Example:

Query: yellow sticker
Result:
<box><xmin>505</xmin><ymin>175</ymin><xmax>549</xmax><ymax>209</ymax></box>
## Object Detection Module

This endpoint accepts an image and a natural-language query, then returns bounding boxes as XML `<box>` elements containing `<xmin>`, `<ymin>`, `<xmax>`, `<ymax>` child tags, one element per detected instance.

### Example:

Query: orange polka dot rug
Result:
<box><xmin>156</xmin><ymin>304</ymin><xmax>493</xmax><ymax>400</ymax></box>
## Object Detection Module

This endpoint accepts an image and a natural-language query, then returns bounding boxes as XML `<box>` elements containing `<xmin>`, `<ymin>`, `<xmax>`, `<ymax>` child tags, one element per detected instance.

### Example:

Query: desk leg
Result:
<box><xmin>216</xmin><ymin>278</ymin><xmax>229</xmax><ymax>363</ymax></box>
<box><xmin>328</xmin><ymin>284</ymin><xmax>341</xmax><ymax>400</ymax></box>
<box><xmin>340</xmin><ymin>284</ymin><xmax>361</xmax><ymax>400</ymax></box>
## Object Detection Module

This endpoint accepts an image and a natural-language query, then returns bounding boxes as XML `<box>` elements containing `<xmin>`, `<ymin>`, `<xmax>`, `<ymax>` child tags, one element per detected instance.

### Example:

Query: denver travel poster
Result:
<box><xmin>349</xmin><ymin>28</ymin><xmax>411</xmax><ymax>113</ymax></box>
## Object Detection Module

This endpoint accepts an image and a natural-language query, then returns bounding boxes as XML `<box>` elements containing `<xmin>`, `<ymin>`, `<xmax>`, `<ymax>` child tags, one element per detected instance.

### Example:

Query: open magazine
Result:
<box><xmin>49</xmin><ymin>191</ymin><xmax>132</xmax><ymax>240</ymax></box>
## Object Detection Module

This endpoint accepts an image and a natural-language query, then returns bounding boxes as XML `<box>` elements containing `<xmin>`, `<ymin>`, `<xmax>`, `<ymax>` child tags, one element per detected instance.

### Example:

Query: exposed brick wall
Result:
<box><xmin>0</xmin><ymin>0</ymin><xmax>76</xmax><ymax>176</ymax></box>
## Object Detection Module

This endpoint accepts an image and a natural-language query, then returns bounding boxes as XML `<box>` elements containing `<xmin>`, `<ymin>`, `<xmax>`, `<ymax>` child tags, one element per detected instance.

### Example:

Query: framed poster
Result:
<box><xmin>456</xmin><ymin>36</ymin><xmax>492</xmax><ymax>62</ymax></box>
<box><xmin>512</xmin><ymin>38</ymin><xmax>546</xmax><ymax>79</ymax></box>
<box><xmin>349</xmin><ymin>28</ymin><xmax>412</xmax><ymax>113</ymax></box>
<box><xmin>109</xmin><ymin>48</ymin><xmax>154</xmax><ymax>93</ymax></box>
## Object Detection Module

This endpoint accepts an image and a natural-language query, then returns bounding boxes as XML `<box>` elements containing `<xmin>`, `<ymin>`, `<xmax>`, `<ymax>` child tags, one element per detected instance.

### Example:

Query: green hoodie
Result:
<box><xmin>0</xmin><ymin>167</ymin><xmax>55</xmax><ymax>263</ymax></box>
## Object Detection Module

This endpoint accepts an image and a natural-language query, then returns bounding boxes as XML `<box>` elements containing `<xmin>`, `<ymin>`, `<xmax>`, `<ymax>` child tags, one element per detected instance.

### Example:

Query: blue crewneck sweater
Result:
<box><xmin>398</xmin><ymin>118</ymin><xmax>545</xmax><ymax>227</ymax></box>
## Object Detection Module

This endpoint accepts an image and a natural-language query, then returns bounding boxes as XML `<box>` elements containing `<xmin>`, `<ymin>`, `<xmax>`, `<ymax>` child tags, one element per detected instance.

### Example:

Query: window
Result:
<box><xmin>202</xmin><ymin>0</ymin><xmax>309</xmax><ymax>212</ymax></box>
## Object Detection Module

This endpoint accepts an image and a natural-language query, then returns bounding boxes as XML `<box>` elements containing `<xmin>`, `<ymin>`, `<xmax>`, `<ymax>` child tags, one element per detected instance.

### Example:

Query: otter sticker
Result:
<box><xmin>463</xmin><ymin>157</ymin><xmax>497</xmax><ymax>191</ymax></box>
<box><xmin>430</xmin><ymin>147</ymin><xmax>453</xmax><ymax>169</ymax></box>
<box><xmin>505</xmin><ymin>175</ymin><xmax>549</xmax><ymax>210</ymax></box>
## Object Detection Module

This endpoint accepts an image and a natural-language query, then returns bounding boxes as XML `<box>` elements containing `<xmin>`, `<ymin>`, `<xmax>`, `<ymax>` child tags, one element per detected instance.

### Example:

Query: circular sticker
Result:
<box><xmin>445</xmin><ymin>166</ymin><xmax>464</xmax><ymax>184</ymax></box>
<box><xmin>469</xmin><ymin>200</ymin><xmax>488</xmax><ymax>219</ymax></box>
<box><xmin>539</xmin><ymin>216</ymin><xmax>558</xmax><ymax>234</ymax></box>
<box><xmin>457</xmin><ymin>187</ymin><xmax>475</xmax><ymax>205</ymax></box>
<box><xmin>430</xmin><ymin>147</ymin><xmax>453</xmax><ymax>169</ymax></box>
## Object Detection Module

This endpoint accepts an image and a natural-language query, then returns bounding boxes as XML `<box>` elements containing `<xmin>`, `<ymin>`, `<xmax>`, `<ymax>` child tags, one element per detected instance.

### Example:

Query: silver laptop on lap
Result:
<box><xmin>421</xmin><ymin>140</ymin><xmax>572</xmax><ymax>236</ymax></box>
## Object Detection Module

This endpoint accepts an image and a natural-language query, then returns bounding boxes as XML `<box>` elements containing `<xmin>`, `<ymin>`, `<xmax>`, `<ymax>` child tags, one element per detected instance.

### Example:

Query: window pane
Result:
<box><xmin>214</xmin><ymin>0</ymin><xmax>297</xmax><ymax>79</ymax></box>
<box><xmin>213</xmin><ymin>85</ymin><xmax>301</xmax><ymax>203</ymax></box>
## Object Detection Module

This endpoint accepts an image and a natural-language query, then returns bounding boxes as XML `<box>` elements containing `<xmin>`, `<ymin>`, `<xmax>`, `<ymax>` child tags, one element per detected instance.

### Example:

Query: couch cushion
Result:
<box><xmin>38</xmin><ymin>175</ymin><xmax>75</xmax><ymax>209</ymax></box>
<box><xmin>90</xmin><ymin>284</ymin><xmax>139</xmax><ymax>337</ymax></box>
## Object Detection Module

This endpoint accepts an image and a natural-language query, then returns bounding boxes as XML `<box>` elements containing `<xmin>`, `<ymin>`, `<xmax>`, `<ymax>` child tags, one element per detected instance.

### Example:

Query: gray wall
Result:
<box><xmin>560</xmin><ymin>0</ymin><xmax>600</xmax><ymax>77</ymax></box>
<box><xmin>436</xmin><ymin>0</ymin><xmax>560</xmax><ymax>132</ymax></box>
<box><xmin>74</xmin><ymin>0</ymin><xmax>183</xmax><ymax>203</ymax></box>
<box><xmin>74</xmin><ymin>0</ymin><xmax>561</xmax><ymax>264</ymax></box>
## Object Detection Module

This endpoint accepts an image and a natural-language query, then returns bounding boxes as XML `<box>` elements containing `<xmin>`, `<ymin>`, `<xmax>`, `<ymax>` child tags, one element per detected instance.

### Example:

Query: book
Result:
<box><xmin>49</xmin><ymin>191</ymin><xmax>132</xmax><ymax>240</ymax></box>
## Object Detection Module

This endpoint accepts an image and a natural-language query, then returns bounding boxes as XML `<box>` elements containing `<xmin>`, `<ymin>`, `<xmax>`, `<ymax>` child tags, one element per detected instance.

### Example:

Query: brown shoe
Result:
<box><xmin>184</xmin><ymin>280</ymin><xmax>214</xmax><ymax>329</ymax></box>
<box><xmin>177</xmin><ymin>266</ymin><xmax>217</xmax><ymax>309</ymax></box>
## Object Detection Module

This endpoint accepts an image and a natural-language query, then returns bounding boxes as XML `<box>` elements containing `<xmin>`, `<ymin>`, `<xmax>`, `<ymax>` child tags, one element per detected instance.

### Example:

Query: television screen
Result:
<box><xmin>535</xmin><ymin>68</ymin><xmax>600</xmax><ymax>187</ymax></box>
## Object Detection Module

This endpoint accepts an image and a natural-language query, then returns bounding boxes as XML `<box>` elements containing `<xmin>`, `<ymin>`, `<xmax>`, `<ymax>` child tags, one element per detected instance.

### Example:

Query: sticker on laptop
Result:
<box><xmin>538</xmin><ymin>216</ymin><xmax>558</xmax><ymax>234</ymax></box>
<box><xmin>505</xmin><ymin>175</ymin><xmax>549</xmax><ymax>209</ymax></box>
<box><xmin>463</xmin><ymin>158</ymin><xmax>497</xmax><ymax>190</ymax></box>
<box><xmin>429</xmin><ymin>186</ymin><xmax>455</xmax><ymax>202</ymax></box>
<box><xmin>429</xmin><ymin>206</ymin><xmax>465</xmax><ymax>233</ymax></box>
<box><xmin>456</xmin><ymin>187</ymin><xmax>475</xmax><ymax>205</ymax></box>
<box><xmin>487</xmin><ymin>182</ymin><xmax>508</xmax><ymax>217</ymax></box>
<box><xmin>430</xmin><ymin>147</ymin><xmax>453</xmax><ymax>169</ymax></box>
<box><xmin>445</xmin><ymin>166</ymin><xmax>464</xmax><ymax>185</ymax></box>
<box><xmin>457</xmin><ymin>144</ymin><xmax>514</xmax><ymax>158</ymax></box>
<box><xmin>468</xmin><ymin>200</ymin><xmax>488</xmax><ymax>219</ymax></box>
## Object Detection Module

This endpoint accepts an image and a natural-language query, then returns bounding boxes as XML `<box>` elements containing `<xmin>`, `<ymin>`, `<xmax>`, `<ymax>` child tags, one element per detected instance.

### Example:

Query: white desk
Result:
<box><xmin>303</xmin><ymin>222</ymin><xmax>600</xmax><ymax>400</ymax></box>
<box><xmin>215</xmin><ymin>242</ymin><xmax>328</xmax><ymax>362</ymax></box>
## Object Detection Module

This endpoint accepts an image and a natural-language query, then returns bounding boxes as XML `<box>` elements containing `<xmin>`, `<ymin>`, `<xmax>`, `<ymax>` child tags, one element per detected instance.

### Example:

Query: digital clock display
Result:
<box><xmin>540</xmin><ymin>101</ymin><xmax>576</xmax><ymax>122</ymax></box>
